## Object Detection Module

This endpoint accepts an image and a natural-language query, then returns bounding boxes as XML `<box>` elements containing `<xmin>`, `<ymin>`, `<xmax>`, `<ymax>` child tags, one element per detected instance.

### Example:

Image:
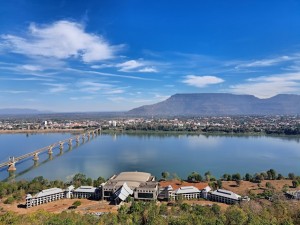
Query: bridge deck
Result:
<box><xmin>0</xmin><ymin>128</ymin><xmax>101</xmax><ymax>169</ymax></box>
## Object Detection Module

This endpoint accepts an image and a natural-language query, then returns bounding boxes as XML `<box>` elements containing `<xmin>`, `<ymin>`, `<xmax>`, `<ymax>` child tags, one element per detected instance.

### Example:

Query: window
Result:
<box><xmin>138</xmin><ymin>193</ymin><xmax>153</xmax><ymax>199</ymax></box>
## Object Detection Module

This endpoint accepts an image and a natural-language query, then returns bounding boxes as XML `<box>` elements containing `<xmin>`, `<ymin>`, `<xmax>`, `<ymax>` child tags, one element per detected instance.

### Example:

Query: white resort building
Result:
<box><xmin>26</xmin><ymin>187</ymin><xmax>65</xmax><ymax>208</ymax></box>
<box><xmin>158</xmin><ymin>180</ymin><xmax>211</xmax><ymax>201</ymax></box>
<box><xmin>208</xmin><ymin>189</ymin><xmax>242</xmax><ymax>204</ymax></box>
<box><xmin>286</xmin><ymin>190</ymin><xmax>300</xmax><ymax>200</ymax></box>
<box><xmin>73</xmin><ymin>186</ymin><xmax>100</xmax><ymax>199</ymax></box>
<box><xmin>26</xmin><ymin>185</ymin><xmax>100</xmax><ymax>208</ymax></box>
<box><xmin>102</xmin><ymin>171</ymin><xmax>159</xmax><ymax>203</ymax></box>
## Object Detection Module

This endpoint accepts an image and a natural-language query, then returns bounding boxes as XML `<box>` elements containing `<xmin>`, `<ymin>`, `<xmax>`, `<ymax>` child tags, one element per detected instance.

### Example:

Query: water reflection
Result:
<box><xmin>1</xmin><ymin>133</ymin><xmax>300</xmax><ymax>181</ymax></box>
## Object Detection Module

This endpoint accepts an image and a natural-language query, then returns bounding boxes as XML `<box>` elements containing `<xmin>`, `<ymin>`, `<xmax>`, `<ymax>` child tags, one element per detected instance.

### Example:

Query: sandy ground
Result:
<box><xmin>0</xmin><ymin>199</ymin><xmax>118</xmax><ymax>215</ymax></box>
<box><xmin>222</xmin><ymin>180</ymin><xmax>295</xmax><ymax>196</ymax></box>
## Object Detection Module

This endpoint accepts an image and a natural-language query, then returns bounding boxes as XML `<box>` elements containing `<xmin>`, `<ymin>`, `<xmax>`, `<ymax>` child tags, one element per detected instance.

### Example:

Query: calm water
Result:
<box><xmin>0</xmin><ymin>133</ymin><xmax>300</xmax><ymax>181</ymax></box>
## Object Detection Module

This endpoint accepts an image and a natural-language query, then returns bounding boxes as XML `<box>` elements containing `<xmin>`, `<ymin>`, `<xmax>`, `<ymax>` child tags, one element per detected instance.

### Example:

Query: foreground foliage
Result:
<box><xmin>0</xmin><ymin>200</ymin><xmax>300</xmax><ymax>225</ymax></box>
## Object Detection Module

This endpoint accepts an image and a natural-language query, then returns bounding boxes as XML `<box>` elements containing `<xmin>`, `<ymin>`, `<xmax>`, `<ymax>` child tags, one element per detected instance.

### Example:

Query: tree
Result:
<box><xmin>277</xmin><ymin>174</ymin><xmax>284</xmax><ymax>180</ymax></box>
<box><xmin>288</xmin><ymin>173</ymin><xmax>296</xmax><ymax>180</ymax></box>
<box><xmin>267</xmin><ymin>169</ymin><xmax>277</xmax><ymax>180</ymax></box>
<box><xmin>292</xmin><ymin>180</ymin><xmax>299</xmax><ymax>188</ymax></box>
<box><xmin>227</xmin><ymin>175</ymin><xmax>232</xmax><ymax>181</ymax></box>
<box><xmin>225</xmin><ymin>206</ymin><xmax>248</xmax><ymax>225</ymax></box>
<box><xmin>245</xmin><ymin>173</ymin><xmax>251</xmax><ymax>181</ymax></box>
<box><xmin>205</xmin><ymin>171</ymin><xmax>211</xmax><ymax>182</ymax></box>
<box><xmin>93</xmin><ymin>176</ymin><xmax>106</xmax><ymax>187</ymax></box>
<box><xmin>161</xmin><ymin>171</ymin><xmax>170</xmax><ymax>180</ymax></box>
<box><xmin>86</xmin><ymin>178</ymin><xmax>93</xmax><ymax>186</ymax></box>
<box><xmin>266</xmin><ymin>182</ymin><xmax>274</xmax><ymax>189</ymax></box>
<box><xmin>217</xmin><ymin>179</ymin><xmax>223</xmax><ymax>189</ymax></box>
<box><xmin>211</xmin><ymin>204</ymin><xmax>221</xmax><ymax>215</ymax></box>
<box><xmin>232</xmin><ymin>173</ymin><xmax>241</xmax><ymax>181</ymax></box>
<box><xmin>187</xmin><ymin>172</ymin><xmax>203</xmax><ymax>182</ymax></box>
<box><xmin>72</xmin><ymin>173</ymin><xmax>86</xmax><ymax>187</ymax></box>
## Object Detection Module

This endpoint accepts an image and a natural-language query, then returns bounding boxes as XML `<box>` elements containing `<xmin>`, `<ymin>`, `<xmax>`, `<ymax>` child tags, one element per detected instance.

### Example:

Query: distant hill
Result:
<box><xmin>0</xmin><ymin>108</ymin><xmax>50</xmax><ymax>115</ymax></box>
<box><xmin>127</xmin><ymin>93</ymin><xmax>300</xmax><ymax>116</ymax></box>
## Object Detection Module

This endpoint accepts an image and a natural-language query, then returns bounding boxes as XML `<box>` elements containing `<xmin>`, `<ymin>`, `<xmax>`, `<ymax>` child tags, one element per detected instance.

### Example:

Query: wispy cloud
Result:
<box><xmin>77</xmin><ymin>81</ymin><xmax>112</xmax><ymax>93</ymax></box>
<box><xmin>70</xmin><ymin>96</ymin><xmax>94</xmax><ymax>101</ymax></box>
<box><xmin>67</xmin><ymin>68</ymin><xmax>159</xmax><ymax>81</ymax></box>
<box><xmin>182</xmin><ymin>75</ymin><xmax>224</xmax><ymax>88</ymax></box>
<box><xmin>1</xmin><ymin>20</ymin><xmax>123</xmax><ymax>62</ymax></box>
<box><xmin>43</xmin><ymin>83</ymin><xmax>68</xmax><ymax>93</ymax></box>
<box><xmin>234</xmin><ymin>56</ymin><xmax>294</xmax><ymax>69</ymax></box>
<box><xmin>0</xmin><ymin>77</ymin><xmax>53</xmax><ymax>82</ymax></box>
<box><xmin>19</xmin><ymin>64</ymin><xmax>44</xmax><ymax>71</ymax></box>
<box><xmin>229</xmin><ymin>72</ymin><xmax>300</xmax><ymax>98</ymax></box>
<box><xmin>0</xmin><ymin>90</ymin><xmax>29</xmax><ymax>94</ymax></box>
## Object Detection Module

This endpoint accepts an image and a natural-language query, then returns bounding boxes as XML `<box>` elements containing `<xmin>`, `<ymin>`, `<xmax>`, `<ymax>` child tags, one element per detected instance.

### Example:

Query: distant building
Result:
<box><xmin>102</xmin><ymin>171</ymin><xmax>158</xmax><ymax>203</ymax></box>
<box><xmin>208</xmin><ymin>189</ymin><xmax>241</xmax><ymax>204</ymax></box>
<box><xmin>158</xmin><ymin>180</ymin><xmax>210</xmax><ymax>201</ymax></box>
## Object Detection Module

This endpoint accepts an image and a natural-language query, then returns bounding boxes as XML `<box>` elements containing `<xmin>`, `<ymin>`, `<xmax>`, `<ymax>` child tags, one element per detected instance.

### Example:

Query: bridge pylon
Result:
<box><xmin>7</xmin><ymin>157</ymin><xmax>17</xmax><ymax>171</ymax></box>
<box><xmin>68</xmin><ymin>139</ymin><xmax>72</xmax><ymax>148</ymax></box>
<box><xmin>48</xmin><ymin>146</ymin><xmax>53</xmax><ymax>155</ymax></box>
<box><xmin>33</xmin><ymin>153</ymin><xmax>39</xmax><ymax>161</ymax></box>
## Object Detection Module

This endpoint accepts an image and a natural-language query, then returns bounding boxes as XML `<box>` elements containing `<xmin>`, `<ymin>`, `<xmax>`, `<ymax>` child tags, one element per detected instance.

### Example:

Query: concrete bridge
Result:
<box><xmin>0</xmin><ymin>127</ymin><xmax>102</xmax><ymax>172</ymax></box>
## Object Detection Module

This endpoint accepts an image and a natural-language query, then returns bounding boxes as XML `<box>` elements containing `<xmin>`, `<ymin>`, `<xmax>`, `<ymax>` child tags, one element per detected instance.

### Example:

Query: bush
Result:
<box><xmin>4</xmin><ymin>196</ymin><xmax>15</xmax><ymax>204</ymax></box>
<box><xmin>72</xmin><ymin>200</ymin><xmax>81</xmax><ymax>207</ymax></box>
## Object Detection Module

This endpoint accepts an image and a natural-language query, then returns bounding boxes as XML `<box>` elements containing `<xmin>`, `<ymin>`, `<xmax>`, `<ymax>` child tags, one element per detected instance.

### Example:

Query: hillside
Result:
<box><xmin>128</xmin><ymin>93</ymin><xmax>300</xmax><ymax>116</ymax></box>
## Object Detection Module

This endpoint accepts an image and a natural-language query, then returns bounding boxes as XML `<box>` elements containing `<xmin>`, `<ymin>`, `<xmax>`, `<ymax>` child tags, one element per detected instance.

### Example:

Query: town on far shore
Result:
<box><xmin>1</xmin><ymin>115</ymin><xmax>300</xmax><ymax>135</ymax></box>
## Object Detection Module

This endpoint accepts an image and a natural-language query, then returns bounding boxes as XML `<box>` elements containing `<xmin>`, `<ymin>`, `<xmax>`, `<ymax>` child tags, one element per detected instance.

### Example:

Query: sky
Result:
<box><xmin>1</xmin><ymin>0</ymin><xmax>300</xmax><ymax>112</ymax></box>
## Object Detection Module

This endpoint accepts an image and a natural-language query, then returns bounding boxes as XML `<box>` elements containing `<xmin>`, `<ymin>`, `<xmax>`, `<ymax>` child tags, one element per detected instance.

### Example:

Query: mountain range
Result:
<box><xmin>128</xmin><ymin>93</ymin><xmax>300</xmax><ymax>116</ymax></box>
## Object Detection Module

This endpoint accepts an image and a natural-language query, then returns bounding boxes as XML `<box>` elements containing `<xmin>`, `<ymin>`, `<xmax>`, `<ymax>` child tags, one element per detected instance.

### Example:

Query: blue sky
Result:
<box><xmin>1</xmin><ymin>0</ymin><xmax>300</xmax><ymax>112</ymax></box>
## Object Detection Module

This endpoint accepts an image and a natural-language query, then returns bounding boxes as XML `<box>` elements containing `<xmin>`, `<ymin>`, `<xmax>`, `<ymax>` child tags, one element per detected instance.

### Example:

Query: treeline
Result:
<box><xmin>118</xmin><ymin>123</ymin><xmax>300</xmax><ymax>135</ymax></box>
<box><xmin>1</xmin><ymin>200</ymin><xmax>300</xmax><ymax>225</ymax></box>
<box><xmin>163</xmin><ymin>169</ymin><xmax>299</xmax><ymax>184</ymax></box>
<box><xmin>0</xmin><ymin>173</ymin><xmax>105</xmax><ymax>204</ymax></box>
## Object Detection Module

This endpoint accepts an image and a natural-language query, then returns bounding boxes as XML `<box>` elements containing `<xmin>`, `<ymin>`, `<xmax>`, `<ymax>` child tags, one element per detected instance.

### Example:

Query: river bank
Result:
<box><xmin>0</xmin><ymin>129</ymin><xmax>84</xmax><ymax>134</ymax></box>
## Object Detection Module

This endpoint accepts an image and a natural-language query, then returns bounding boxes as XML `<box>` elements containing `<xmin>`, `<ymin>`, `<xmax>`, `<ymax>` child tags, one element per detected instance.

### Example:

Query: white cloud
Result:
<box><xmin>115</xmin><ymin>59</ymin><xmax>158</xmax><ymax>73</ymax></box>
<box><xmin>182</xmin><ymin>75</ymin><xmax>224</xmax><ymax>88</ymax></box>
<box><xmin>235</xmin><ymin>56</ymin><xmax>292</xmax><ymax>69</ymax></box>
<box><xmin>117</xmin><ymin>60</ymin><xmax>144</xmax><ymax>72</ymax></box>
<box><xmin>138</xmin><ymin>67</ymin><xmax>158</xmax><ymax>73</ymax></box>
<box><xmin>90</xmin><ymin>64</ymin><xmax>114</xmax><ymax>69</ymax></box>
<box><xmin>229</xmin><ymin>72</ymin><xmax>300</xmax><ymax>98</ymax></box>
<box><xmin>1</xmin><ymin>20</ymin><xmax>122</xmax><ymax>62</ymax></box>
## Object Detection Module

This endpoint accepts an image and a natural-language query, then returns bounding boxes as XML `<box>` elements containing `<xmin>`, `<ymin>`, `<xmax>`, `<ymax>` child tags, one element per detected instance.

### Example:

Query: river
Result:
<box><xmin>0</xmin><ymin>132</ymin><xmax>299</xmax><ymax>181</ymax></box>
